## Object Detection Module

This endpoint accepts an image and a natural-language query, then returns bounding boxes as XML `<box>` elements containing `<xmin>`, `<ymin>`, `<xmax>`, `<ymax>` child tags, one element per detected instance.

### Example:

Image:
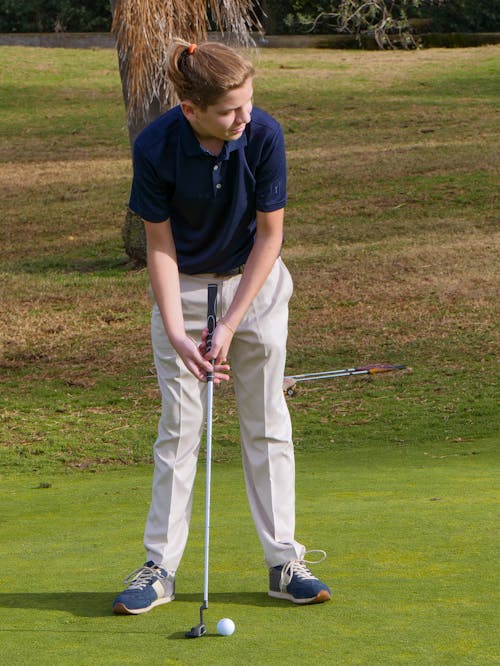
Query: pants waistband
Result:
<box><xmin>188</xmin><ymin>264</ymin><xmax>245</xmax><ymax>278</ymax></box>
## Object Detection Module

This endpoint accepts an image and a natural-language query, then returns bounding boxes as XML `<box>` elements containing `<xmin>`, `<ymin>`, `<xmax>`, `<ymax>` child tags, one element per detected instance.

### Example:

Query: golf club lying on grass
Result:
<box><xmin>186</xmin><ymin>283</ymin><xmax>218</xmax><ymax>639</ymax></box>
<box><xmin>283</xmin><ymin>363</ymin><xmax>411</xmax><ymax>396</ymax></box>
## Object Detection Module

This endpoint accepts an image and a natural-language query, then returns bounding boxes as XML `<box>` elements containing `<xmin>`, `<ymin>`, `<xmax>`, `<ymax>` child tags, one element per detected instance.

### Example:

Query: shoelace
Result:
<box><xmin>279</xmin><ymin>549</ymin><xmax>327</xmax><ymax>592</ymax></box>
<box><xmin>122</xmin><ymin>564</ymin><xmax>163</xmax><ymax>591</ymax></box>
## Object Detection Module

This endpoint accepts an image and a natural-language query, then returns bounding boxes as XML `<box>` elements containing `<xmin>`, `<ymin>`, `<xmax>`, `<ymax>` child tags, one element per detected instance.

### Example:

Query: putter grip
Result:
<box><xmin>206</xmin><ymin>283</ymin><xmax>218</xmax><ymax>354</ymax></box>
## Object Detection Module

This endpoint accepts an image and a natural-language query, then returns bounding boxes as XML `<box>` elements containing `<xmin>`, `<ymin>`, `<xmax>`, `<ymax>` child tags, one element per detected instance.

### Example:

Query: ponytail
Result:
<box><xmin>167</xmin><ymin>39</ymin><xmax>254</xmax><ymax>109</ymax></box>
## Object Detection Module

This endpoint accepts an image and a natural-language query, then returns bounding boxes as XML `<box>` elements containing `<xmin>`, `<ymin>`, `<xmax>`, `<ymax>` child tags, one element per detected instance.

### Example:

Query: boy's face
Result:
<box><xmin>182</xmin><ymin>77</ymin><xmax>254</xmax><ymax>144</ymax></box>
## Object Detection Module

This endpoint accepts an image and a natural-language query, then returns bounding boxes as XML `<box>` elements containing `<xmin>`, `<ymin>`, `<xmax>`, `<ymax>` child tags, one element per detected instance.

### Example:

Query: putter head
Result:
<box><xmin>185</xmin><ymin>623</ymin><xmax>206</xmax><ymax>639</ymax></box>
<box><xmin>283</xmin><ymin>376</ymin><xmax>297</xmax><ymax>396</ymax></box>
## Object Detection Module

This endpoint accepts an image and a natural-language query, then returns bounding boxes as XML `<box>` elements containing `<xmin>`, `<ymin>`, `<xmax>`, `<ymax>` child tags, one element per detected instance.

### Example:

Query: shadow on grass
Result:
<box><xmin>0</xmin><ymin>591</ymin><xmax>285</xmax><ymax>618</ymax></box>
<box><xmin>7</xmin><ymin>254</ymin><xmax>131</xmax><ymax>275</ymax></box>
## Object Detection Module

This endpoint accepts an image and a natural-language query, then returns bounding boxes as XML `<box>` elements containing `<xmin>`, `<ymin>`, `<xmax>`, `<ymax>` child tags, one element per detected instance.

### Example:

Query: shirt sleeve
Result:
<box><xmin>129</xmin><ymin>141</ymin><xmax>171</xmax><ymax>223</ymax></box>
<box><xmin>254</xmin><ymin>125</ymin><xmax>287</xmax><ymax>212</ymax></box>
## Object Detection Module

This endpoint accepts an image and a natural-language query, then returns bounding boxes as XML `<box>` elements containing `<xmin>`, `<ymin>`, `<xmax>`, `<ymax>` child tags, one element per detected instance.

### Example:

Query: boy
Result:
<box><xmin>113</xmin><ymin>39</ymin><xmax>330</xmax><ymax>615</ymax></box>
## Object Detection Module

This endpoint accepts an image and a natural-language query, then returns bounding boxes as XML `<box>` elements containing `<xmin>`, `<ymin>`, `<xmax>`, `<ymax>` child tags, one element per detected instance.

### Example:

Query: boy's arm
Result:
<box><xmin>144</xmin><ymin>219</ymin><xmax>229</xmax><ymax>382</ymax></box>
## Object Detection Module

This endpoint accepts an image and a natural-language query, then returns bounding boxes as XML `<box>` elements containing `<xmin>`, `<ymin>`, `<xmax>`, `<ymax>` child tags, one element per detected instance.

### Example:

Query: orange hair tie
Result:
<box><xmin>187</xmin><ymin>43</ymin><xmax>197</xmax><ymax>55</ymax></box>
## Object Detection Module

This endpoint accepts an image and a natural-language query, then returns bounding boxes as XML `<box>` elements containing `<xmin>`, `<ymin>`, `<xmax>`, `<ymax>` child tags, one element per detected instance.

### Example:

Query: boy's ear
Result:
<box><xmin>180</xmin><ymin>100</ymin><xmax>197</xmax><ymax>121</ymax></box>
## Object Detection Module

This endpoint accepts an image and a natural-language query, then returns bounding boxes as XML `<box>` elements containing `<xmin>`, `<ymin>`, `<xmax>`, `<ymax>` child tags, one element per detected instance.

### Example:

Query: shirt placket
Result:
<box><xmin>212</xmin><ymin>159</ymin><xmax>224</xmax><ymax>197</ymax></box>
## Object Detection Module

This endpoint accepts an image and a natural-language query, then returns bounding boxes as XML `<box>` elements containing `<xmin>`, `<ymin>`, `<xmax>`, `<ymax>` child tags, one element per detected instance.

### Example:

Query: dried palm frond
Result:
<box><xmin>111</xmin><ymin>0</ymin><xmax>262</xmax><ymax>125</ymax></box>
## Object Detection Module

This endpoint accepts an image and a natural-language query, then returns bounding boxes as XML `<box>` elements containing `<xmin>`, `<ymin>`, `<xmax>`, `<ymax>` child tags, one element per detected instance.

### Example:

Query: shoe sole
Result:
<box><xmin>113</xmin><ymin>594</ymin><xmax>175</xmax><ymax>615</ymax></box>
<box><xmin>268</xmin><ymin>589</ymin><xmax>331</xmax><ymax>604</ymax></box>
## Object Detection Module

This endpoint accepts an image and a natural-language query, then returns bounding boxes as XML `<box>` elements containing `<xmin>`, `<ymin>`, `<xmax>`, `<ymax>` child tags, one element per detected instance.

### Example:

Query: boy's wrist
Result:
<box><xmin>166</xmin><ymin>325</ymin><xmax>188</xmax><ymax>347</ymax></box>
<box><xmin>219</xmin><ymin>318</ymin><xmax>236</xmax><ymax>335</ymax></box>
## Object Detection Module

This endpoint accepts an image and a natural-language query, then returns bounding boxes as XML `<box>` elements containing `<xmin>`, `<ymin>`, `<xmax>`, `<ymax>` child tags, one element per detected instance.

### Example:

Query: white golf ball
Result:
<box><xmin>217</xmin><ymin>617</ymin><xmax>235</xmax><ymax>636</ymax></box>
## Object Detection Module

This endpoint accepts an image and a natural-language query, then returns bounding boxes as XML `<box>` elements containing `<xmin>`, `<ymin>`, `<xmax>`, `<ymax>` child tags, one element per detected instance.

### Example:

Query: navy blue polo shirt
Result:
<box><xmin>129</xmin><ymin>105</ymin><xmax>287</xmax><ymax>274</ymax></box>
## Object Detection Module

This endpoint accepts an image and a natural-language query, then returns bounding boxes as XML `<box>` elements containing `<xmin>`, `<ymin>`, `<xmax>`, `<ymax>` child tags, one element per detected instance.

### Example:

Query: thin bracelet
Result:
<box><xmin>220</xmin><ymin>318</ymin><xmax>235</xmax><ymax>334</ymax></box>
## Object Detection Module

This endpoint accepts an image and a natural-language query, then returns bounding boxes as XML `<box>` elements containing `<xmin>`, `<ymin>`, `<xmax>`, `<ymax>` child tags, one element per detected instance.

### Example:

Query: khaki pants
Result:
<box><xmin>144</xmin><ymin>258</ymin><xmax>305</xmax><ymax>570</ymax></box>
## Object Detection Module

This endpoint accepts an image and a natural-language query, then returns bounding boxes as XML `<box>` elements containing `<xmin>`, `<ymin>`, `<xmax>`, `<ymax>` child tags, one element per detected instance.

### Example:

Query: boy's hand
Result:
<box><xmin>199</xmin><ymin>324</ymin><xmax>233</xmax><ymax>374</ymax></box>
<box><xmin>175</xmin><ymin>335</ymin><xmax>230</xmax><ymax>384</ymax></box>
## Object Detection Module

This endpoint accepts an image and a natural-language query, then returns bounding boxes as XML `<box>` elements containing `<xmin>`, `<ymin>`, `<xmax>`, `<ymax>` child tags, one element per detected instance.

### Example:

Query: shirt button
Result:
<box><xmin>216</xmin><ymin>183</ymin><xmax>222</xmax><ymax>189</ymax></box>
<box><xmin>213</xmin><ymin>164</ymin><xmax>219</xmax><ymax>171</ymax></box>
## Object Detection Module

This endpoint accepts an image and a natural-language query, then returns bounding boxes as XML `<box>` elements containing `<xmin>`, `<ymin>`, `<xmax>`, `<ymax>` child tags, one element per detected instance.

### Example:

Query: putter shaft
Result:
<box><xmin>185</xmin><ymin>283</ymin><xmax>217</xmax><ymax>639</ymax></box>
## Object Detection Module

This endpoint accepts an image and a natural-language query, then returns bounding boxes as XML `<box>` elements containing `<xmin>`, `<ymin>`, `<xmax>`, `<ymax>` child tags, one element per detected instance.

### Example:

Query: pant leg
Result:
<box><xmin>144</xmin><ymin>280</ymin><xmax>208</xmax><ymax>571</ymax></box>
<box><xmin>223</xmin><ymin>259</ymin><xmax>306</xmax><ymax>567</ymax></box>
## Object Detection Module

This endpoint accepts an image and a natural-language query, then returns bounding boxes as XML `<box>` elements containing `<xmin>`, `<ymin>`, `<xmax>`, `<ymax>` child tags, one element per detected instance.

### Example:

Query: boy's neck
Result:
<box><xmin>196</xmin><ymin>136</ymin><xmax>225</xmax><ymax>156</ymax></box>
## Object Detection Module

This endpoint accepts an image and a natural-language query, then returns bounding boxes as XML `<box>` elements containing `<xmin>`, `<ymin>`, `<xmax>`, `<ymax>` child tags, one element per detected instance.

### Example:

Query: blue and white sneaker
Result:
<box><xmin>112</xmin><ymin>561</ymin><xmax>175</xmax><ymax>615</ymax></box>
<box><xmin>269</xmin><ymin>550</ymin><xmax>331</xmax><ymax>604</ymax></box>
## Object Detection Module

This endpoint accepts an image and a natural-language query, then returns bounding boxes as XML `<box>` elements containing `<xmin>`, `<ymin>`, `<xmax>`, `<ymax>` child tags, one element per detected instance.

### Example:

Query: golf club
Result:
<box><xmin>283</xmin><ymin>363</ymin><xmax>410</xmax><ymax>396</ymax></box>
<box><xmin>185</xmin><ymin>282</ymin><xmax>218</xmax><ymax>639</ymax></box>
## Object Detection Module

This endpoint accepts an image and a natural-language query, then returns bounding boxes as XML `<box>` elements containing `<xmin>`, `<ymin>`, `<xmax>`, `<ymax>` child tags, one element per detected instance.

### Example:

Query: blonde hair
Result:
<box><xmin>167</xmin><ymin>39</ymin><xmax>255</xmax><ymax>109</ymax></box>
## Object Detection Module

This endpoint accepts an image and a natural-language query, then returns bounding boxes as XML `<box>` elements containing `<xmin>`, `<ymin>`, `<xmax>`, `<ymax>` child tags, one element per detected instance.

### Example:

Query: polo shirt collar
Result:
<box><xmin>180</xmin><ymin>113</ymin><xmax>247</xmax><ymax>160</ymax></box>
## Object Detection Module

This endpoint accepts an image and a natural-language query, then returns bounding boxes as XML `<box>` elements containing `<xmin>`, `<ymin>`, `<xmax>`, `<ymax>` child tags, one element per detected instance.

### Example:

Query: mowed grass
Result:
<box><xmin>0</xmin><ymin>45</ymin><xmax>499</xmax><ymax>664</ymax></box>
<box><xmin>1</xmin><ymin>445</ymin><xmax>498</xmax><ymax>665</ymax></box>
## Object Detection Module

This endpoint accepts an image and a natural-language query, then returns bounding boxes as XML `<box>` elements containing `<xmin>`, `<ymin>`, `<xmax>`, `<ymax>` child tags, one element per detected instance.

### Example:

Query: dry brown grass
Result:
<box><xmin>285</xmin><ymin>232</ymin><xmax>498</xmax><ymax>357</ymax></box>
